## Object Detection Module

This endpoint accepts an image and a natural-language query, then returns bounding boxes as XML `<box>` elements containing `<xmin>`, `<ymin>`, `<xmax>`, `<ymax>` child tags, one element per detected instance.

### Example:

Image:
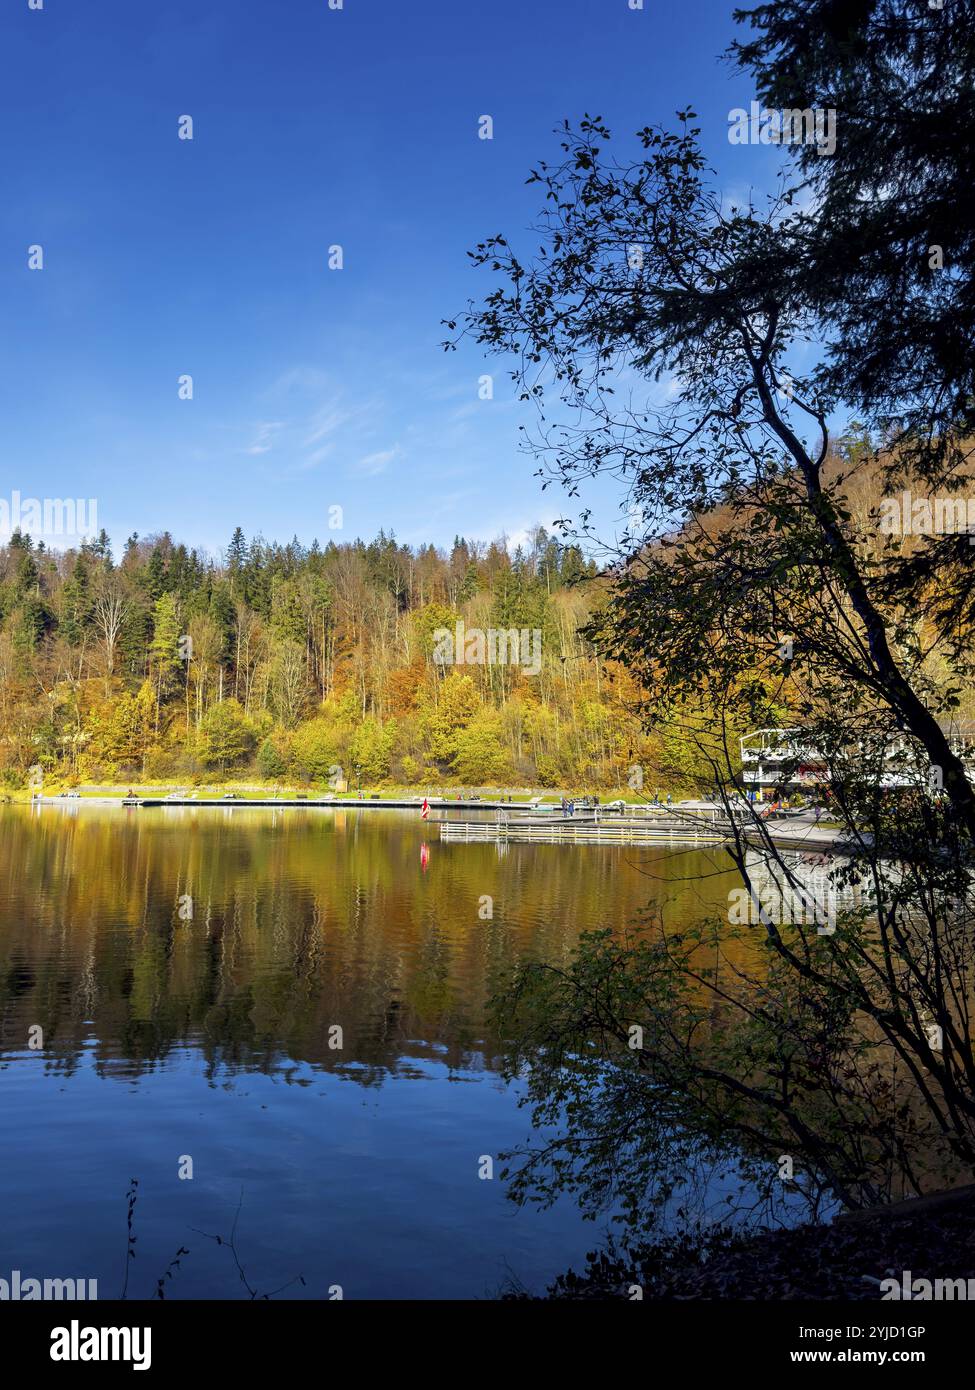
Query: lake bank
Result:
<box><xmin>514</xmin><ymin>1183</ymin><xmax>975</xmax><ymax>1300</ymax></box>
<box><xmin>20</xmin><ymin>789</ymin><xmax>855</xmax><ymax>855</ymax></box>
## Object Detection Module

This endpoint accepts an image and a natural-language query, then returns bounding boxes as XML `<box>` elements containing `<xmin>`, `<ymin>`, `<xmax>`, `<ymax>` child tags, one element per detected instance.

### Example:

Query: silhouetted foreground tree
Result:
<box><xmin>452</xmin><ymin>0</ymin><xmax>975</xmax><ymax>1228</ymax></box>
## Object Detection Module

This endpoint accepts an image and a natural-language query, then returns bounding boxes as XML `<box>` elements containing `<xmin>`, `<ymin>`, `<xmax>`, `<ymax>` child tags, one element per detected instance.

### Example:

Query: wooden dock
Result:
<box><xmin>438</xmin><ymin>812</ymin><xmax>729</xmax><ymax>846</ymax></box>
<box><xmin>436</xmin><ymin>805</ymin><xmax>855</xmax><ymax>853</ymax></box>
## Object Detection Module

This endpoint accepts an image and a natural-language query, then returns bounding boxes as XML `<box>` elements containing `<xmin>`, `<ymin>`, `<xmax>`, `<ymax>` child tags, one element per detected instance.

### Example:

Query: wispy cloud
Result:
<box><xmin>244</xmin><ymin>421</ymin><xmax>284</xmax><ymax>455</ymax></box>
<box><xmin>263</xmin><ymin>365</ymin><xmax>331</xmax><ymax>399</ymax></box>
<box><xmin>303</xmin><ymin>408</ymin><xmax>350</xmax><ymax>449</ymax></box>
<box><xmin>241</xmin><ymin>369</ymin><xmax>381</xmax><ymax>476</ymax></box>
<box><xmin>298</xmin><ymin>443</ymin><xmax>336</xmax><ymax>472</ymax></box>
<box><xmin>351</xmin><ymin>447</ymin><xmax>399</xmax><ymax>477</ymax></box>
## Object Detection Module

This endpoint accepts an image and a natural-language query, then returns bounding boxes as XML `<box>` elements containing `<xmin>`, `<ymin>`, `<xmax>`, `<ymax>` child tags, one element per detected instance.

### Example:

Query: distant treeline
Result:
<box><xmin>0</xmin><ymin>525</ymin><xmax>682</xmax><ymax>789</ymax></box>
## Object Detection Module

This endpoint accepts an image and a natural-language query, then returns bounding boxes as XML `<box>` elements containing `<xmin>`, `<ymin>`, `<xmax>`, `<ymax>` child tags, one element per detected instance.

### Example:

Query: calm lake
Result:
<box><xmin>0</xmin><ymin>804</ymin><xmax>740</xmax><ymax>1299</ymax></box>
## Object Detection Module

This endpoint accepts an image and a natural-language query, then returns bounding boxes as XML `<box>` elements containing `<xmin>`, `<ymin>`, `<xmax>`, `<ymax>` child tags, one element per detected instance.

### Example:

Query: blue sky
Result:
<box><xmin>1</xmin><ymin>0</ymin><xmax>778</xmax><ymax>559</ymax></box>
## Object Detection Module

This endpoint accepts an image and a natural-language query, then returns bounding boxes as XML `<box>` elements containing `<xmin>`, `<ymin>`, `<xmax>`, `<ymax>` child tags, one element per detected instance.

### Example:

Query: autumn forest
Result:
<box><xmin>0</xmin><ymin>524</ymin><xmax>666</xmax><ymax>791</ymax></box>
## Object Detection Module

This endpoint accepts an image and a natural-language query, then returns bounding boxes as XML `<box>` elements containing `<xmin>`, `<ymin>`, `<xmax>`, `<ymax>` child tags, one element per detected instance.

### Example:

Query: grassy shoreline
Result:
<box><xmin>8</xmin><ymin>780</ymin><xmax>632</xmax><ymax>806</ymax></box>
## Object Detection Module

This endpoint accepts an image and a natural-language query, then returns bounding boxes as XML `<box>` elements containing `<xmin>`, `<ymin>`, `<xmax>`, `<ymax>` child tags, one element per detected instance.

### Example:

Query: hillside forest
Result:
<box><xmin>0</xmin><ymin>525</ymin><xmax>669</xmax><ymax>790</ymax></box>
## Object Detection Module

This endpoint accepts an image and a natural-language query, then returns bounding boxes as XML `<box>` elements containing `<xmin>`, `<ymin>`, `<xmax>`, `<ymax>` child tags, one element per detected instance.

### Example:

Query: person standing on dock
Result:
<box><xmin>421</xmin><ymin>798</ymin><xmax>429</xmax><ymax>820</ymax></box>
